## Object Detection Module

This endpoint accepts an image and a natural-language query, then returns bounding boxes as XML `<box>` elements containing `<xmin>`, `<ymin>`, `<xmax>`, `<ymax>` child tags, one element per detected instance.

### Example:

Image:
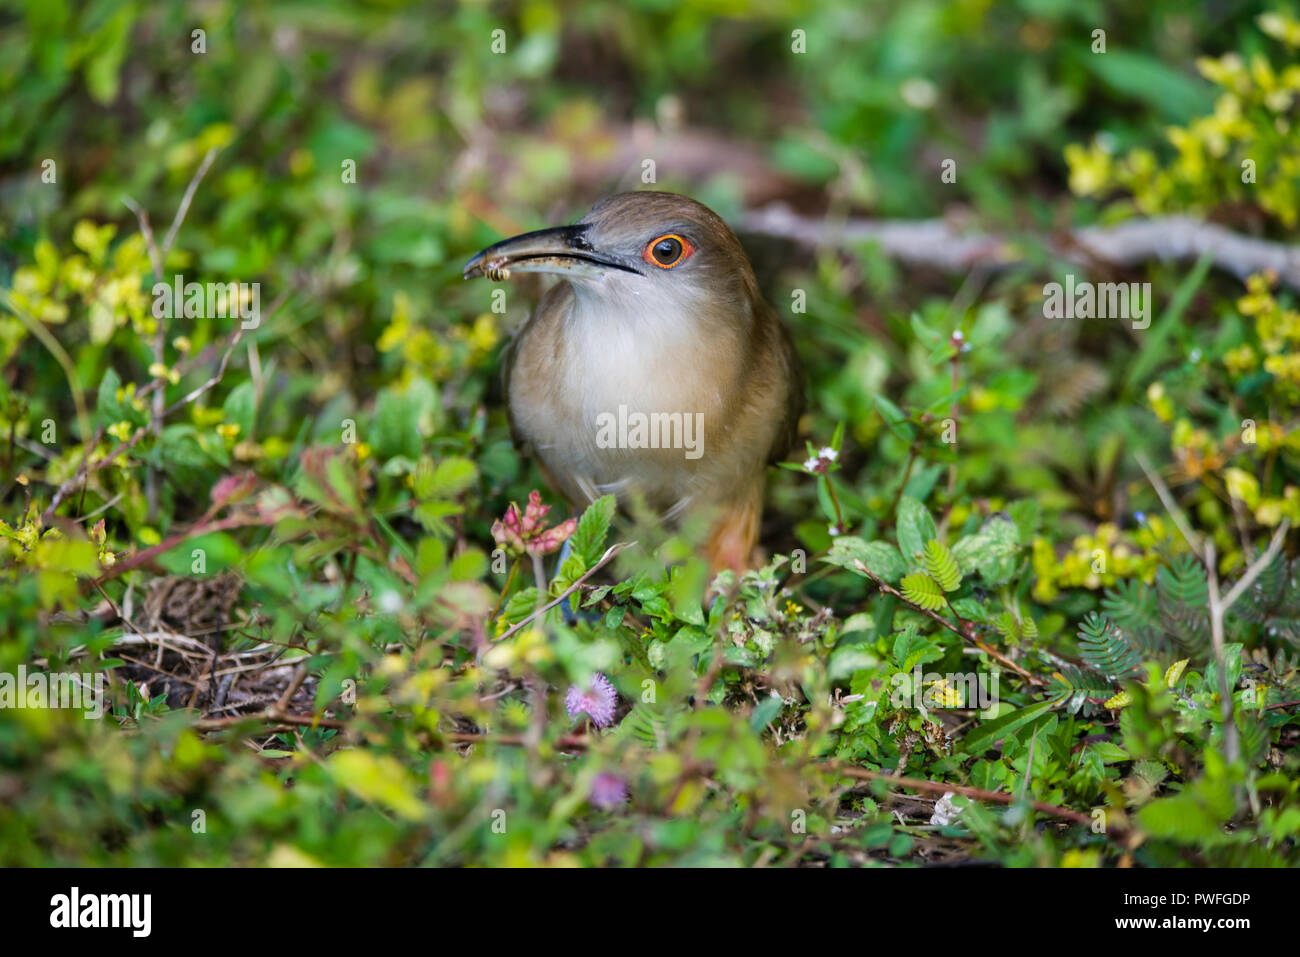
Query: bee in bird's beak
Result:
<box><xmin>463</xmin><ymin>224</ymin><xmax>643</xmax><ymax>283</ymax></box>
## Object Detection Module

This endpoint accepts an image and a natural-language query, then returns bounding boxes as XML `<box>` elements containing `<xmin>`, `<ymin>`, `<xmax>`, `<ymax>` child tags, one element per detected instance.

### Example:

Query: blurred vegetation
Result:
<box><xmin>1</xmin><ymin>0</ymin><xmax>1299</xmax><ymax>866</ymax></box>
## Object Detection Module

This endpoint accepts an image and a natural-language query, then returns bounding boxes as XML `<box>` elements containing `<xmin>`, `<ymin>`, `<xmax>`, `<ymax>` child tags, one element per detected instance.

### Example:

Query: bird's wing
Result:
<box><xmin>766</xmin><ymin>303</ymin><xmax>805</xmax><ymax>466</ymax></box>
<box><xmin>497</xmin><ymin>312</ymin><xmax>528</xmax><ymax>453</ymax></box>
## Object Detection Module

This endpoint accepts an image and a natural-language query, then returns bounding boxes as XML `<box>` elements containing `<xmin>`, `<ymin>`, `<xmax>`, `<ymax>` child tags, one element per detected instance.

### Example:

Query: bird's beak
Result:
<box><xmin>463</xmin><ymin>225</ymin><xmax>640</xmax><ymax>282</ymax></box>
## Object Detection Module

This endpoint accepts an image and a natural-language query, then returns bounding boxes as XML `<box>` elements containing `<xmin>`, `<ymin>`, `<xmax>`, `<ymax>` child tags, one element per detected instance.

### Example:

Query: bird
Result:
<box><xmin>464</xmin><ymin>191</ymin><xmax>803</xmax><ymax>572</ymax></box>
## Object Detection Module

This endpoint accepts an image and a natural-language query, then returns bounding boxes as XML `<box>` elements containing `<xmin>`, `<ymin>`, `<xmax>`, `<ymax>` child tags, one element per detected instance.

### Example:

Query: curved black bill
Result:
<box><xmin>462</xmin><ymin>224</ymin><xmax>640</xmax><ymax>281</ymax></box>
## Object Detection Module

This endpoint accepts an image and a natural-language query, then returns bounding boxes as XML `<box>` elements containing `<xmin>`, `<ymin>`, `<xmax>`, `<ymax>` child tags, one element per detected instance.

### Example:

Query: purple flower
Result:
<box><xmin>565</xmin><ymin>673</ymin><xmax>617</xmax><ymax>728</ymax></box>
<box><xmin>589</xmin><ymin>772</ymin><xmax>627</xmax><ymax>810</ymax></box>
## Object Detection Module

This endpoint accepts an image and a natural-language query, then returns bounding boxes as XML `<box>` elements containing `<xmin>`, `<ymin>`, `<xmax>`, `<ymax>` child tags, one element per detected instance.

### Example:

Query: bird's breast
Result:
<box><xmin>508</xmin><ymin>285</ymin><xmax>752</xmax><ymax>511</ymax></box>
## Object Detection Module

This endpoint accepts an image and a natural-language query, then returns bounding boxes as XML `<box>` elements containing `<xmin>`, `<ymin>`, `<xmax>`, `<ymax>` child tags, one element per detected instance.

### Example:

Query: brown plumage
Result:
<box><xmin>464</xmin><ymin>191</ymin><xmax>803</xmax><ymax>571</ymax></box>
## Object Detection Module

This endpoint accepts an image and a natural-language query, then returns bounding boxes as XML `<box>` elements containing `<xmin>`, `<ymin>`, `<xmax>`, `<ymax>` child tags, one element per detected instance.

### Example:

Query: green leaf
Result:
<box><xmin>749</xmin><ymin>694</ymin><xmax>784</xmax><ymax>732</ymax></box>
<box><xmin>569</xmin><ymin>495</ymin><xmax>616</xmax><ymax>567</ymax></box>
<box><xmin>96</xmin><ymin>367</ymin><xmax>123</xmax><ymax>425</ymax></box>
<box><xmin>414</xmin><ymin>456</ymin><xmax>477</xmax><ymax>499</ymax></box>
<box><xmin>371</xmin><ymin>378</ymin><xmax>439</xmax><ymax>460</ymax></box>
<box><xmin>824</xmin><ymin>537</ymin><xmax>908</xmax><ymax>582</ymax></box>
<box><xmin>994</xmin><ymin>609</ymin><xmax>1037</xmax><ymax>644</ymax></box>
<box><xmin>872</xmin><ymin>394</ymin><xmax>914</xmax><ymax>442</ymax></box>
<box><xmin>1085</xmin><ymin>49</ymin><xmax>1211</xmax><ymax>123</ymax></box>
<box><xmin>900</xmin><ymin>571</ymin><xmax>945</xmax><ymax>611</ymax></box>
<box><xmin>1077</xmin><ymin>612</ymin><xmax>1143</xmax><ymax>680</ymax></box>
<box><xmin>922</xmin><ymin>539</ymin><xmax>961</xmax><ymax>591</ymax></box>
<box><xmin>157</xmin><ymin>532</ymin><xmax>242</xmax><ymax>575</ymax></box>
<box><xmin>1006</xmin><ymin>500</ymin><xmax>1041</xmax><ymax>543</ymax></box>
<box><xmin>896</xmin><ymin>496</ymin><xmax>936</xmax><ymax>564</ymax></box>
<box><xmin>84</xmin><ymin>9</ymin><xmax>131</xmax><ymax>105</ymax></box>
<box><xmin>961</xmin><ymin>699</ymin><xmax>1056</xmax><ymax>754</ymax></box>
<box><xmin>951</xmin><ymin>516</ymin><xmax>1021</xmax><ymax>585</ymax></box>
<box><xmin>891</xmin><ymin>625</ymin><xmax>944</xmax><ymax>670</ymax></box>
<box><xmin>222</xmin><ymin>380</ymin><xmax>257</xmax><ymax>438</ymax></box>
<box><xmin>500</xmin><ymin>587</ymin><xmax>540</xmax><ymax>626</ymax></box>
<box><xmin>328</xmin><ymin>750</ymin><xmax>426</xmax><ymax>822</ymax></box>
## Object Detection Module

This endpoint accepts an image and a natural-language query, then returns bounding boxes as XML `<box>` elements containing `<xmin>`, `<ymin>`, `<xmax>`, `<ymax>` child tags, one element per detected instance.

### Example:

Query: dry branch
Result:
<box><xmin>741</xmin><ymin>206</ymin><xmax>1300</xmax><ymax>290</ymax></box>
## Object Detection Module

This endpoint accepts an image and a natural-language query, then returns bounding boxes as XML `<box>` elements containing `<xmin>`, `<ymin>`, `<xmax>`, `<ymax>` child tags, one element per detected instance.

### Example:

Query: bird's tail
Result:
<box><xmin>701</xmin><ymin>478</ymin><xmax>766</xmax><ymax>573</ymax></box>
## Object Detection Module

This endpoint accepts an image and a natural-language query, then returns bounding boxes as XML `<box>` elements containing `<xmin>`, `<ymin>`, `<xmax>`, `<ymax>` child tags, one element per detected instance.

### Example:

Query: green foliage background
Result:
<box><xmin>1</xmin><ymin>0</ymin><xmax>1299</xmax><ymax>866</ymax></box>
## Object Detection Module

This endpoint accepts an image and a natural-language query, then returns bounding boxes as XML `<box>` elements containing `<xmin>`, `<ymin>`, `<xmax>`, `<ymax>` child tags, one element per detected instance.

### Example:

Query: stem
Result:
<box><xmin>822</xmin><ymin>474</ymin><xmax>846</xmax><ymax>533</ymax></box>
<box><xmin>487</xmin><ymin>556</ymin><xmax>521</xmax><ymax>625</ymax></box>
<box><xmin>493</xmin><ymin>542</ymin><xmax>633</xmax><ymax>644</ymax></box>
<box><xmin>824</xmin><ymin>762</ymin><xmax>1129</xmax><ymax>840</ymax></box>
<box><xmin>887</xmin><ymin>443</ymin><xmax>921</xmax><ymax>522</ymax></box>
<box><xmin>854</xmin><ymin>560</ymin><xmax>1045</xmax><ymax>687</ymax></box>
<box><xmin>531</xmin><ymin>551</ymin><xmax>548</xmax><ymax>607</ymax></box>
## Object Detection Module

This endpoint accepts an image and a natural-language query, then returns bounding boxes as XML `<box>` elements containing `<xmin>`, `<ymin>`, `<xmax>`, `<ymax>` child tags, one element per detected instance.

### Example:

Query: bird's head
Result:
<box><xmin>463</xmin><ymin>191</ymin><xmax>760</xmax><ymax>321</ymax></box>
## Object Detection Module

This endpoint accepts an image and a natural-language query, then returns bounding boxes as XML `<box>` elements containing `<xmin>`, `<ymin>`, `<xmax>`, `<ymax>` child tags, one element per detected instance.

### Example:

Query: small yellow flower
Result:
<box><xmin>1223</xmin><ymin>343</ymin><xmax>1257</xmax><ymax>376</ymax></box>
<box><xmin>1146</xmin><ymin>382</ymin><xmax>1174</xmax><ymax>422</ymax></box>
<box><xmin>148</xmin><ymin>362</ymin><xmax>181</xmax><ymax>385</ymax></box>
<box><xmin>927</xmin><ymin>678</ymin><xmax>962</xmax><ymax>708</ymax></box>
<box><xmin>216</xmin><ymin>423</ymin><xmax>241</xmax><ymax>440</ymax></box>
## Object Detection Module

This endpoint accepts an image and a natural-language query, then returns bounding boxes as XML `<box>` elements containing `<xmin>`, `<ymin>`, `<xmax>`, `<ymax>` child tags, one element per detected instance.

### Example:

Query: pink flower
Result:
<box><xmin>589</xmin><ymin>772</ymin><xmax>627</xmax><ymax>810</ymax></box>
<box><xmin>565</xmin><ymin>673</ymin><xmax>617</xmax><ymax>728</ymax></box>
<box><xmin>491</xmin><ymin>490</ymin><xmax>577</xmax><ymax>557</ymax></box>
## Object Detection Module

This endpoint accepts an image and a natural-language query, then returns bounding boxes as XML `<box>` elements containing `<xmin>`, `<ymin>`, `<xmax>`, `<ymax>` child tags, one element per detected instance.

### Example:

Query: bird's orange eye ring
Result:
<box><xmin>642</xmin><ymin>234</ymin><xmax>694</xmax><ymax>269</ymax></box>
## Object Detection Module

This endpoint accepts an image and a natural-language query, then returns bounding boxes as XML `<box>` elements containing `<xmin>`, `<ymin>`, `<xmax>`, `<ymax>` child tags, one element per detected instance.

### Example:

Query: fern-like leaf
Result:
<box><xmin>1101</xmin><ymin>579</ymin><xmax>1163</xmax><ymax>652</ymax></box>
<box><xmin>1077</xmin><ymin>611</ymin><xmax>1144</xmax><ymax>680</ymax></box>
<box><xmin>1157</xmin><ymin>554</ymin><xmax>1208</xmax><ymax>608</ymax></box>
<box><xmin>994</xmin><ymin>609</ymin><xmax>1038</xmax><ymax>644</ymax></box>
<box><xmin>901</xmin><ymin>572</ymin><xmax>945</xmax><ymax>611</ymax></box>
<box><xmin>922</xmin><ymin>540</ymin><xmax>962</xmax><ymax>592</ymax></box>
<box><xmin>1230</xmin><ymin>553</ymin><xmax>1300</xmax><ymax>647</ymax></box>
<box><xmin>615</xmin><ymin>704</ymin><xmax>673</xmax><ymax>750</ymax></box>
<box><xmin>1045</xmin><ymin>661</ymin><xmax>1114</xmax><ymax>715</ymax></box>
<box><xmin>1156</xmin><ymin>554</ymin><xmax>1211</xmax><ymax>652</ymax></box>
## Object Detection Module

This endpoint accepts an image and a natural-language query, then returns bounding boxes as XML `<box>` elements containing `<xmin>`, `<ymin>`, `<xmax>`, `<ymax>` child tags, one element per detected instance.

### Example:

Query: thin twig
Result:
<box><xmin>195</xmin><ymin>711</ymin><xmax>345</xmax><ymax>731</ymax></box>
<box><xmin>124</xmin><ymin>147</ymin><xmax>220</xmax><ymax>522</ymax></box>
<box><xmin>445</xmin><ymin>731</ymin><xmax>589</xmax><ymax>749</ymax></box>
<box><xmin>1204</xmin><ymin>541</ymin><xmax>1240</xmax><ymax>765</ymax></box>
<box><xmin>1137</xmin><ymin>450</ymin><xmax>1293</xmax><ymax>769</ymax></box>
<box><xmin>160</xmin><ymin>147</ymin><xmax>219</xmax><ymax>257</ymax></box>
<box><xmin>1134</xmin><ymin>452</ymin><xmax>1202</xmax><ymax>554</ymax></box>
<box><xmin>492</xmin><ymin>541</ymin><xmax>634</xmax><ymax>643</ymax></box>
<box><xmin>853</xmin><ymin>559</ymin><xmax>1044</xmax><ymax>687</ymax></box>
<box><xmin>824</xmin><ymin>762</ymin><xmax>1130</xmax><ymax>839</ymax></box>
<box><xmin>1222</xmin><ymin>520</ymin><xmax>1291</xmax><ymax>609</ymax></box>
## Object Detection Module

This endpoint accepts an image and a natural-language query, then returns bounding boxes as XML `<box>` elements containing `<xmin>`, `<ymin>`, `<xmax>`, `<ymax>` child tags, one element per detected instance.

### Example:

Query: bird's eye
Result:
<box><xmin>642</xmin><ymin>234</ymin><xmax>694</xmax><ymax>269</ymax></box>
